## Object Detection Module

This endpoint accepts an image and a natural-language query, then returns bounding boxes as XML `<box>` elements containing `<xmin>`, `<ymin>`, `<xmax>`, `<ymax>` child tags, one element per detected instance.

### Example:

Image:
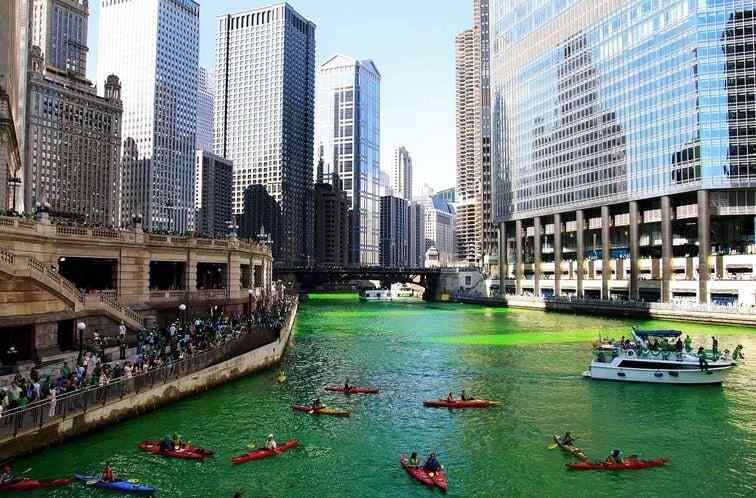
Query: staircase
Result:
<box><xmin>0</xmin><ymin>247</ymin><xmax>143</xmax><ymax>330</ymax></box>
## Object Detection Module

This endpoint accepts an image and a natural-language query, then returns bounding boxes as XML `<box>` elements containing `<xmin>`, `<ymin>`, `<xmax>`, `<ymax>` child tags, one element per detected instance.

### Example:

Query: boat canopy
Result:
<box><xmin>631</xmin><ymin>327</ymin><xmax>682</xmax><ymax>338</ymax></box>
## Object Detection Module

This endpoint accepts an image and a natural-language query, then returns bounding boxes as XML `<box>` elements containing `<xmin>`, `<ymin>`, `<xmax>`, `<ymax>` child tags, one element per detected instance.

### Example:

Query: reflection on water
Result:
<box><xmin>16</xmin><ymin>294</ymin><xmax>756</xmax><ymax>497</ymax></box>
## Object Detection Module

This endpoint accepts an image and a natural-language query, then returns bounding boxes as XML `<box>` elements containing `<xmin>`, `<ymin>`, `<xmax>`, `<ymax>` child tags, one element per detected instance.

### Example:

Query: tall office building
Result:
<box><xmin>392</xmin><ymin>146</ymin><xmax>412</xmax><ymax>200</ymax></box>
<box><xmin>408</xmin><ymin>201</ymin><xmax>425</xmax><ymax>267</ymax></box>
<box><xmin>380</xmin><ymin>195</ymin><xmax>408</xmax><ymax>268</ymax></box>
<box><xmin>423</xmin><ymin>196</ymin><xmax>456</xmax><ymax>267</ymax></box>
<box><xmin>455</xmin><ymin>28</ymin><xmax>480</xmax><ymax>266</ymax></box>
<box><xmin>196</xmin><ymin>66</ymin><xmax>214</xmax><ymax>152</ymax></box>
<box><xmin>97</xmin><ymin>0</ymin><xmax>199</xmax><ymax>232</ymax></box>
<box><xmin>314</xmin><ymin>54</ymin><xmax>381</xmax><ymax>266</ymax></box>
<box><xmin>0</xmin><ymin>0</ymin><xmax>29</xmax><ymax>211</ymax></box>
<box><xmin>215</xmin><ymin>3</ymin><xmax>316</xmax><ymax>264</ymax></box>
<box><xmin>380</xmin><ymin>170</ymin><xmax>393</xmax><ymax>197</ymax></box>
<box><xmin>492</xmin><ymin>0</ymin><xmax>756</xmax><ymax>306</ymax></box>
<box><xmin>239</xmin><ymin>184</ymin><xmax>282</xmax><ymax>261</ymax></box>
<box><xmin>194</xmin><ymin>151</ymin><xmax>232</xmax><ymax>236</ymax></box>
<box><xmin>313</xmin><ymin>175</ymin><xmax>351</xmax><ymax>267</ymax></box>
<box><xmin>25</xmin><ymin>0</ymin><xmax>123</xmax><ymax>225</ymax></box>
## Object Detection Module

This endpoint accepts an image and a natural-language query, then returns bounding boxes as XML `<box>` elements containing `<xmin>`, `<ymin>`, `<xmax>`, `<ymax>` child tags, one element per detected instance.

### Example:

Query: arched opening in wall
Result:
<box><xmin>196</xmin><ymin>263</ymin><xmax>227</xmax><ymax>290</ymax></box>
<box><xmin>150</xmin><ymin>261</ymin><xmax>187</xmax><ymax>290</ymax></box>
<box><xmin>0</xmin><ymin>325</ymin><xmax>34</xmax><ymax>369</ymax></box>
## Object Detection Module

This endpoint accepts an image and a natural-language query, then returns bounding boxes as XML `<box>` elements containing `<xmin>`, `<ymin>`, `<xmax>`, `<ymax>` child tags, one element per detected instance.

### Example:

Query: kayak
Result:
<box><xmin>552</xmin><ymin>434</ymin><xmax>588</xmax><ymax>461</ymax></box>
<box><xmin>231</xmin><ymin>439</ymin><xmax>300</xmax><ymax>465</ymax></box>
<box><xmin>325</xmin><ymin>386</ymin><xmax>379</xmax><ymax>395</ymax></box>
<box><xmin>137</xmin><ymin>440</ymin><xmax>213</xmax><ymax>460</ymax></box>
<box><xmin>423</xmin><ymin>399</ymin><xmax>500</xmax><ymax>409</ymax></box>
<box><xmin>400</xmin><ymin>456</ymin><xmax>447</xmax><ymax>493</ymax></box>
<box><xmin>74</xmin><ymin>474</ymin><xmax>155</xmax><ymax>494</ymax></box>
<box><xmin>0</xmin><ymin>478</ymin><xmax>70</xmax><ymax>492</ymax></box>
<box><xmin>292</xmin><ymin>405</ymin><xmax>351</xmax><ymax>417</ymax></box>
<box><xmin>567</xmin><ymin>458</ymin><xmax>667</xmax><ymax>471</ymax></box>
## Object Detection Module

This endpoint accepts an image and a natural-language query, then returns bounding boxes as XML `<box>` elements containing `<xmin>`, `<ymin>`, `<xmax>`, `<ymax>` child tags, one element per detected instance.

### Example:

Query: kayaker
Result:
<box><xmin>0</xmin><ymin>465</ymin><xmax>16</xmax><ymax>484</ymax></box>
<box><xmin>171</xmin><ymin>432</ymin><xmax>183</xmax><ymax>449</ymax></box>
<box><xmin>423</xmin><ymin>453</ymin><xmax>442</xmax><ymax>474</ymax></box>
<box><xmin>344</xmin><ymin>378</ymin><xmax>351</xmax><ymax>392</ymax></box>
<box><xmin>460</xmin><ymin>390</ymin><xmax>473</xmax><ymax>401</ymax></box>
<box><xmin>606</xmin><ymin>449</ymin><xmax>624</xmax><ymax>464</ymax></box>
<box><xmin>101</xmin><ymin>463</ymin><xmax>116</xmax><ymax>482</ymax></box>
<box><xmin>266</xmin><ymin>434</ymin><xmax>278</xmax><ymax>451</ymax></box>
<box><xmin>446</xmin><ymin>392</ymin><xmax>454</xmax><ymax>402</ymax></box>
<box><xmin>312</xmin><ymin>398</ymin><xmax>324</xmax><ymax>410</ymax></box>
<box><xmin>408</xmin><ymin>452</ymin><xmax>420</xmax><ymax>467</ymax></box>
<box><xmin>560</xmin><ymin>432</ymin><xmax>576</xmax><ymax>446</ymax></box>
<box><xmin>232</xmin><ymin>492</ymin><xmax>245</xmax><ymax>498</ymax></box>
<box><xmin>159</xmin><ymin>435</ymin><xmax>172</xmax><ymax>452</ymax></box>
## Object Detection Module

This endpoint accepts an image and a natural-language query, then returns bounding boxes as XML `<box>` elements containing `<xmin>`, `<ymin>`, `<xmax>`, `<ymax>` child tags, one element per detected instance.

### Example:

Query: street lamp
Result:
<box><xmin>76</xmin><ymin>321</ymin><xmax>86</xmax><ymax>364</ymax></box>
<box><xmin>179</xmin><ymin>303</ymin><xmax>187</xmax><ymax>328</ymax></box>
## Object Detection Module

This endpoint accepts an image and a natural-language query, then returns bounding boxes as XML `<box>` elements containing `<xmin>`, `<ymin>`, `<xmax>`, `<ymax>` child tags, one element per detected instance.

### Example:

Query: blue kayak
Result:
<box><xmin>75</xmin><ymin>474</ymin><xmax>156</xmax><ymax>494</ymax></box>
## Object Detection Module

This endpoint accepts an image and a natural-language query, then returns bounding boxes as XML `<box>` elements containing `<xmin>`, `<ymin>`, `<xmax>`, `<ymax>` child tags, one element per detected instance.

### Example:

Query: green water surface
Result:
<box><xmin>16</xmin><ymin>294</ymin><xmax>756</xmax><ymax>497</ymax></box>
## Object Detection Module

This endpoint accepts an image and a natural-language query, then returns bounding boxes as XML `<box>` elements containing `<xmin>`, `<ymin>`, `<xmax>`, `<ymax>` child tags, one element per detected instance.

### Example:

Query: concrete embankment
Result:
<box><xmin>0</xmin><ymin>301</ymin><xmax>298</xmax><ymax>459</ymax></box>
<box><xmin>455</xmin><ymin>296</ymin><xmax>756</xmax><ymax>327</ymax></box>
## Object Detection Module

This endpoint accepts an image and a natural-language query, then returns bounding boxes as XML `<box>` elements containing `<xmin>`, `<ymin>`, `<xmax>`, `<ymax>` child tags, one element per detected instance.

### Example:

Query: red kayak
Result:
<box><xmin>0</xmin><ymin>478</ymin><xmax>71</xmax><ymax>492</ymax></box>
<box><xmin>292</xmin><ymin>405</ymin><xmax>351</xmax><ymax>417</ymax></box>
<box><xmin>137</xmin><ymin>440</ymin><xmax>213</xmax><ymax>460</ymax></box>
<box><xmin>423</xmin><ymin>399</ymin><xmax>500</xmax><ymax>409</ymax></box>
<box><xmin>567</xmin><ymin>458</ymin><xmax>667</xmax><ymax>471</ymax></box>
<box><xmin>325</xmin><ymin>386</ymin><xmax>379</xmax><ymax>395</ymax></box>
<box><xmin>400</xmin><ymin>456</ymin><xmax>447</xmax><ymax>493</ymax></box>
<box><xmin>231</xmin><ymin>439</ymin><xmax>299</xmax><ymax>465</ymax></box>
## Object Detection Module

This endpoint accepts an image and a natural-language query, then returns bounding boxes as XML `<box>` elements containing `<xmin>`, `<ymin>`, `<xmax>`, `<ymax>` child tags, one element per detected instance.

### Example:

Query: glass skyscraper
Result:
<box><xmin>314</xmin><ymin>55</ymin><xmax>381</xmax><ymax>266</ymax></box>
<box><xmin>491</xmin><ymin>0</ymin><xmax>756</xmax><ymax>306</ymax></box>
<box><xmin>215</xmin><ymin>3</ymin><xmax>316</xmax><ymax>265</ymax></box>
<box><xmin>97</xmin><ymin>0</ymin><xmax>199</xmax><ymax>233</ymax></box>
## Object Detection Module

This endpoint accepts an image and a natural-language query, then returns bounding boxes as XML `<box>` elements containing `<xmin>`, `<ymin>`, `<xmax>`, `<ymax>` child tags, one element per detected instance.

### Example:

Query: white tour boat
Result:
<box><xmin>583</xmin><ymin>328</ymin><xmax>740</xmax><ymax>385</ymax></box>
<box><xmin>360</xmin><ymin>285</ymin><xmax>419</xmax><ymax>302</ymax></box>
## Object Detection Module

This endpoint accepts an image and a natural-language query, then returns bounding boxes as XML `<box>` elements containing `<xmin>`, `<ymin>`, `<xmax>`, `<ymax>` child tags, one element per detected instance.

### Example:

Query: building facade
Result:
<box><xmin>380</xmin><ymin>195</ymin><xmax>408</xmax><ymax>267</ymax></box>
<box><xmin>196</xmin><ymin>66</ymin><xmax>214</xmax><ymax>152</ymax></box>
<box><xmin>239</xmin><ymin>184</ymin><xmax>282</xmax><ymax>262</ymax></box>
<box><xmin>194</xmin><ymin>150</ymin><xmax>232</xmax><ymax>237</ymax></box>
<box><xmin>313</xmin><ymin>176</ymin><xmax>351</xmax><ymax>267</ymax></box>
<box><xmin>215</xmin><ymin>3</ymin><xmax>316</xmax><ymax>264</ymax></box>
<box><xmin>380</xmin><ymin>170</ymin><xmax>393</xmax><ymax>197</ymax></box>
<box><xmin>408</xmin><ymin>201</ymin><xmax>425</xmax><ymax>267</ymax></box>
<box><xmin>24</xmin><ymin>0</ymin><xmax>123</xmax><ymax>226</ymax></box>
<box><xmin>97</xmin><ymin>0</ymin><xmax>199</xmax><ymax>233</ymax></box>
<box><xmin>392</xmin><ymin>146</ymin><xmax>412</xmax><ymax>200</ymax></box>
<box><xmin>314</xmin><ymin>54</ymin><xmax>381</xmax><ymax>266</ymax></box>
<box><xmin>423</xmin><ymin>196</ymin><xmax>456</xmax><ymax>267</ymax></box>
<box><xmin>434</xmin><ymin>188</ymin><xmax>456</xmax><ymax>205</ymax></box>
<box><xmin>492</xmin><ymin>0</ymin><xmax>756</xmax><ymax>306</ymax></box>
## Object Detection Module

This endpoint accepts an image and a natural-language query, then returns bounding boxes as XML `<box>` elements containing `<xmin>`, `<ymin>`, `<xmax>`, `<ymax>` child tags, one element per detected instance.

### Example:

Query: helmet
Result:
<box><xmin>267</xmin><ymin>434</ymin><xmax>274</xmax><ymax>439</ymax></box>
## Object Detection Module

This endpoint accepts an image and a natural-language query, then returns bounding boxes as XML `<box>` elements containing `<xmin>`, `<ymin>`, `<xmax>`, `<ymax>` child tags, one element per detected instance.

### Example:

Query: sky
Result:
<box><xmin>86</xmin><ymin>0</ymin><xmax>473</xmax><ymax>196</ymax></box>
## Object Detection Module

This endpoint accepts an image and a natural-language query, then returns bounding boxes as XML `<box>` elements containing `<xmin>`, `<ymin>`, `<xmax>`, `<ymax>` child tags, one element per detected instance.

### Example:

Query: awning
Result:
<box><xmin>632</xmin><ymin>327</ymin><xmax>681</xmax><ymax>338</ymax></box>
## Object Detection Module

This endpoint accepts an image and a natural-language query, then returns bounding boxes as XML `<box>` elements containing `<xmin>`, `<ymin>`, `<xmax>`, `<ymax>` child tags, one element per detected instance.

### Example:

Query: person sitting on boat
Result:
<box><xmin>684</xmin><ymin>335</ymin><xmax>693</xmax><ymax>352</ymax></box>
<box><xmin>159</xmin><ymin>435</ymin><xmax>172</xmax><ymax>452</ymax></box>
<box><xmin>344</xmin><ymin>378</ymin><xmax>351</xmax><ymax>392</ymax></box>
<box><xmin>460</xmin><ymin>390</ymin><xmax>471</xmax><ymax>401</ymax></box>
<box><xmin>606</xmin><ymin>449</ymin><xmax>624</xmax><ymax>464</ymax></box>
<box><xmin>101</xmin><ymin>463</ymin><xmax>116</xmax><ymax>482</ymax></box>
<box><xmin>446</xmin><ymin>392</ymin><xmax>455</xmax><ymax>402</ymax></box>
<box><xmin>697</xmin><ymin>346</ymin><xmax>710</xmax><ymax>372</ymax></box>
<box><xmin>675</xmin><ymin>337</ymin><xmax>683</xmax><ymax>352</ymax></box>
<box><xmin>312</xmin><ymin>398</ymin><xmax>324</xmax><ymax>410</ymax></box>
<box><xmin>266</xmin><ymin>434</ymin><xmax>278</xmax><ymax>451</ymax></box>
<box><xmin>0</xmin><ymin>465</ymin><xmax>16</xmax><ymax>484</ymax></box>
<box><xmin>423</xmin><ymin>453</ymin><xmax>442</xmax><ymax>474</ymax></box>
<box><xmin>560</xmin><ymin>432</ymin><xmax>576</xmax><ymax>446</ymax></box>
<box><xmin>407</xmin><ymin>452</ymin><xmax>420</xmax><ymax>467</ymax></box>
<box><xmin>171</xmin><ymin>432</ymin><xmax>183</xmax><ymax>449</ymax></box>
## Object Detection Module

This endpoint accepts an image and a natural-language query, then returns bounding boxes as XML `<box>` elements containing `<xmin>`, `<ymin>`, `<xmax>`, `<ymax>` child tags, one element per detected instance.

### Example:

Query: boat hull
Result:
<box><xmin>584</xmin><ymin>364</ymin><xmax>733</xmax><ymax>384</ymax></box>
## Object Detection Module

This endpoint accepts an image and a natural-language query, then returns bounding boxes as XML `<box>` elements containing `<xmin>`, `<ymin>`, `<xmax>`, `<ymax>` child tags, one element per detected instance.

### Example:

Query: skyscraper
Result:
<box><xmin>408</xmin><ymin>201</ymin><xmax>425</xmax><ymax>267</ymax></box>
<box><xmin>491</xmin><ymin>0</ymin><xmax>756</xmax><ymax>306</ymax></box>
<box><xmin>97</xmin><ymin>0</ymin><xmax>199</xmax><ymax>232</ymax></box>
<box><xmin>423</xmin><ymin>196</ymin><xmax>456</xmax><ymax>267</ymax></box>
<box><xmin>313</xmin><ymin>176</ymin><xmax>351</xmax><ymax>267</ymax></box>
<box><xmin>392</xmin><ymin>146</ymin><xmax>412</xmax><ymax>201</ymax></box>
<box><xmin>380</xmin><ymin>195</ymin><xmax>408</xmax><ymax>268</ymax></box>
<box><xmin>314</xmin><ymin>54</ymin><xmax>381</xmax><ymax>266</ymax></box>
<box><xmin>194</xmin><ymin>151</ymin><xmax>232</xmax><ymax>237</ymax></box>
<box><xmin>25</xmin><ymin>0</ymin><xmax>123</xmax><ymax>225</ymax></box>
<box><xmin>196</xmin><ymin>66</ymin><xmax>214</xmax><ymax>152</ymax></box>
<box><xmin>455</xmin><ymin>28</ymin><xmax>480</xmax><ymax>265</ymax></box>
<box><xmin>215</xmin><ymin>3</ymin><xmax>316</xmax><ymax>264</ymax></box>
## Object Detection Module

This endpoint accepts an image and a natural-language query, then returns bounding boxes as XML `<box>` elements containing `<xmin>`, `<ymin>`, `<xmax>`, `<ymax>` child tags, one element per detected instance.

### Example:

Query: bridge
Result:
<box><xmin>273</xmin><ymin>266</ymin><xmax>462</xmax><ymax>300</ymax></box>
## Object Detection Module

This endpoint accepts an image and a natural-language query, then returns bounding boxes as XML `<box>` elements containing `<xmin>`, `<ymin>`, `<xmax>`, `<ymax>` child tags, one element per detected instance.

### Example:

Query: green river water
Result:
<box><xmin>15</xmin><ymin>293</ymin><xmax>756</xmax><ymax>497</ymax></box>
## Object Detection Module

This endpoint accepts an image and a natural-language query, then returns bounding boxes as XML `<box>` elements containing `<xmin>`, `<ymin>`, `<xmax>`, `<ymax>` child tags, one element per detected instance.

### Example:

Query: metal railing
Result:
<box><xmin>0</xmin><ymin>324</ymin><xmax>284</xmax><ymax>440</ymax></box>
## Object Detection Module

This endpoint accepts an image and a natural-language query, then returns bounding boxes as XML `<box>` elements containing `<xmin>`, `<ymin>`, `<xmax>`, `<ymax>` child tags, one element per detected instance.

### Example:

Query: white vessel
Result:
<box><xmin>360</xmin><ymin>285</ymin><xmax>419</xmax><ymax>302</ymax></box>
<box><xmin>583</xmin><ymin>328</ymin><xmax>740</xmax><ymax>385</ymax></box>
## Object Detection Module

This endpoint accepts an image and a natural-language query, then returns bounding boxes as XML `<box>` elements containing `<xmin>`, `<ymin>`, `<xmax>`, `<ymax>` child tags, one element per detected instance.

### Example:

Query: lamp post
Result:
<box><xmin>179</xmin><ymin>303</ymin><xmax>187</xmax><ymax>329</ymax></box>
<box><xmin>77</xmin><ymin>321</ymin><xmax>86</xmax><ymax>364</ymax></box>
<box><xmin>248</xmin><ymin>289</ymin><xmax>254</xmax><ymax>331</ymax></box>
<box><xmin>8</xmin><ymin>176</ymin><xmax>21</xmax><ymax>213</ymax></box>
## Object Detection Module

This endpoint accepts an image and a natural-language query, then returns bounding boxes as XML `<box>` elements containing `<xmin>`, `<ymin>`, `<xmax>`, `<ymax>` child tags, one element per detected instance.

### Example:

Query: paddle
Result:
<box><xmin>246</xmin><ymin>441</ymin><xmax>257</xmax><ymax>449</ymax></box>
<box><xmin>20</xmin><ymin>468</ymin><xmax>32</xmax><ymax>475</ymax></box>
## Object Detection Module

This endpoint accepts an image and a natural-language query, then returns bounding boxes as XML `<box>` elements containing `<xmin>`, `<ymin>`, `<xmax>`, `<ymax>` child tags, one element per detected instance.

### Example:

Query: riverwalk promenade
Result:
<box><xmin>0</xmin><ymin>297</ymin><xmax>298</xmax><ymax>460</ymax></box>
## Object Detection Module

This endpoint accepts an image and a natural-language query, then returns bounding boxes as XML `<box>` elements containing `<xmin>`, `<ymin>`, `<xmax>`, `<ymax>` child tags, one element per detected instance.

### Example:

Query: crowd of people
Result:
<box><xmin>0</xmin><ymin>295</ymin><xmax>295</xmax><ymax>419</ymax></box>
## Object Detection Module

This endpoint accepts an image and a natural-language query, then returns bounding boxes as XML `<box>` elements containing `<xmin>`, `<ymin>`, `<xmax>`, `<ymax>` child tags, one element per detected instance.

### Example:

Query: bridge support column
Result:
<box><xmin>554</xmin><ymin>213</ymin><xmax>562</xmax><ymax>297</ymax></box>
<box><xmin>576</xmin><ymin>210</ymin><xmax>585</xmax><ymax>298</ymax></box>
<box><xmin>534</xmin><ymin>216</ymin><xmax>542</xmax><ymax>297</ymax></box>
<box><xmin>515</xmin><ymin>220</ymin><xmax>524</xmax><ymax>295</ymax></box>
